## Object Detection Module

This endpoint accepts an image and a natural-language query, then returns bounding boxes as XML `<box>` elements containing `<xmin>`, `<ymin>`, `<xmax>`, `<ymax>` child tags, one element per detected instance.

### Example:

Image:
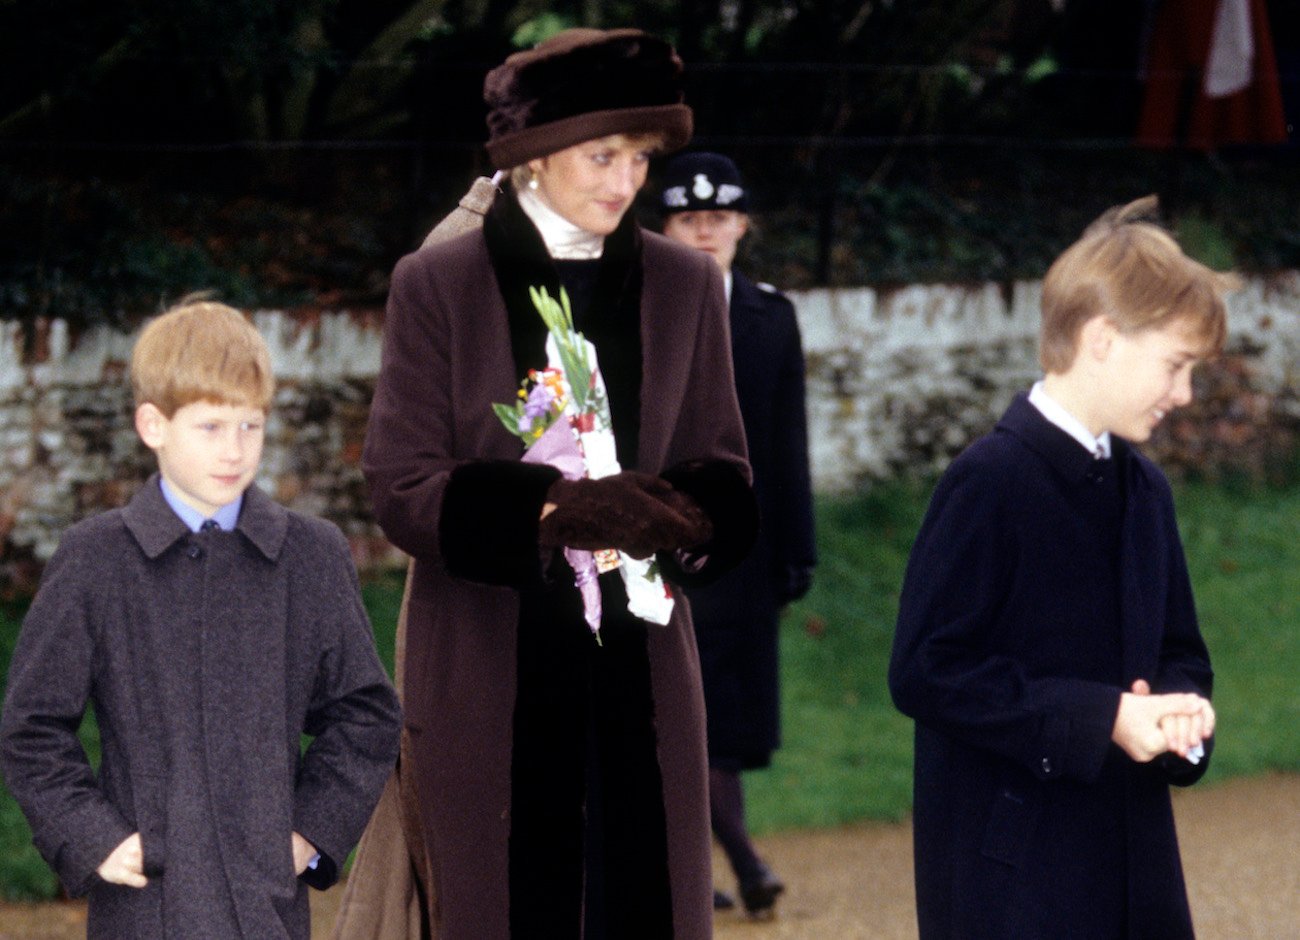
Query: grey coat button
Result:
<box><xmin>187</xmin><ymin>545</ymin><xmax>202</xmax><ymax>559</ymax></box>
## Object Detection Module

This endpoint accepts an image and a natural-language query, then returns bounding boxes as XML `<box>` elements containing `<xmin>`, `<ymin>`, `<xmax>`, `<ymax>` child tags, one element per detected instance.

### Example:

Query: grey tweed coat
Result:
<box><xmin>0</xmin><ymin>476</ymin><xmax>402</xmax><ymax>939</ymax></box>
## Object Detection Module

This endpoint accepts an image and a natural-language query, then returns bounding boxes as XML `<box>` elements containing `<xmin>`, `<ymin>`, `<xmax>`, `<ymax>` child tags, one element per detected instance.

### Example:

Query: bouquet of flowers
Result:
<box><xmin>493</xmin><ymin>286</ymin><xmax>674</xmax><ymax>640</ymax></box>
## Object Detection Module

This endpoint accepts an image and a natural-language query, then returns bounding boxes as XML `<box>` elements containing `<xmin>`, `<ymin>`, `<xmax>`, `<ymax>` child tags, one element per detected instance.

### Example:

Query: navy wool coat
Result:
<box><xmin>889</xmin><ymin>396</ymin><xmax>1213</xmax><ymax>940</ymax></box>
<box><xmin>0</xmin><ymin>478</ymin><xmax>402</xmax><ymax>939</ymax></box>
<box><xmin>684</xmin><ymin>271</ymin><xmax>816</xmax><ymax>768</ymax></box>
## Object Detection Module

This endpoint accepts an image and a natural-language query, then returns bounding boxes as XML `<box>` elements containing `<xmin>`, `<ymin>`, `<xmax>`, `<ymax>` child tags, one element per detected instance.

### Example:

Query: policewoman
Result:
<box><xmin>660</xmin><ymin>153</ymin><xmax>817</xmax><ymax>918</ymax></box>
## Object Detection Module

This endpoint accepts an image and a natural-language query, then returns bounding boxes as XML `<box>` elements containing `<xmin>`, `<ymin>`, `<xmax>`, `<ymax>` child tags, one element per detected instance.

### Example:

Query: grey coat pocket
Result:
<box><xmin>132</xmin><ymin>772</ymin><xmax>167</xmax><ymax>877</ymax></box>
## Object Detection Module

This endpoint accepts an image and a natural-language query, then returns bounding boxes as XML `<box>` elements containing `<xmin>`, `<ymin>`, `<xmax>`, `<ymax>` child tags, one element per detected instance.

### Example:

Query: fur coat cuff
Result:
<box><xmin>440</xmin><ymin>460</ymin><xmax>563</xmax><ymax>584</ymax></box>
<box><xmin>658</xmin><ymin>459</ymin><xmax>757</xmax><ymax>587</ymax></box>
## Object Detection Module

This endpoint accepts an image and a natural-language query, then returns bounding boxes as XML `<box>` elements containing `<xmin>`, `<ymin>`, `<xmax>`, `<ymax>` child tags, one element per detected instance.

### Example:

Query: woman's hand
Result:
<box><xmin>539</xmin><ymin>472</ymin><xmax>712</xmax><ymax>558</ymax></box>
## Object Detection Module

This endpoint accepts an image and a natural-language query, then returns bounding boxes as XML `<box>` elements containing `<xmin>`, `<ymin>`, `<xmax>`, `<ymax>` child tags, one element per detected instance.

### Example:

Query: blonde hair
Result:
<box><xmin>511</xmin><ymin>131</ymin><xmax>669</xmax><ymax>191</ymax></box>
<box><xmin>131</xmin><ymin>298</ymin><xmax>274</xmax><ymax>416</ymax></box>
<box><xmin>1040</xmin><ymin>196</ymin><xmax>1239</xmax><ymax>373</ymax></box>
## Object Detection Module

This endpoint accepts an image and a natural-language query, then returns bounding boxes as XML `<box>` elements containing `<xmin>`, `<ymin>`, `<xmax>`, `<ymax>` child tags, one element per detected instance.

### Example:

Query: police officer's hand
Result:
<box><xmin>776</xmin><ymin>565</ymin><xmax>814</xmax><ymax>605</ymax></box>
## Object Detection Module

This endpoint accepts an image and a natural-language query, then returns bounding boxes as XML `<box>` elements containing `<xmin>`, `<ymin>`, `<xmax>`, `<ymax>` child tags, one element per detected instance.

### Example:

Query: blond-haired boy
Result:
<box><xmin>889</xmin><ymin>198</ymin><xmax>1233</xmax><ymax>939</ymax></box>
<box><xmin>0</xmin><ymin>300</ymin><xmax>401</xmax><ymax>938</ymax></box>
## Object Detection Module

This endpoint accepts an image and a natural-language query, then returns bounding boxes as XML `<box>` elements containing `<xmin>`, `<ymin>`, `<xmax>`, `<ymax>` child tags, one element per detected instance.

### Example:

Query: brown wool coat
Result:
<box><xmin>361</xmin><ymin>207</ymin><xmax>750</xmax><ymax>939</ymax></box>
<box><xmin>0</xmin><ymin>479</ymin><xmax>402</xmax><ymax>939</ymax></box>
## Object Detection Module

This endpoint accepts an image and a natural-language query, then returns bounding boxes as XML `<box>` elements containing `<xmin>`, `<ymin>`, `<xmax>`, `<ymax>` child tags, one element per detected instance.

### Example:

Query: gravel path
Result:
<box><xmin>1</xmin><ymin>773</ymin><xmax>1295</xmax><ymax>939</ymax></box>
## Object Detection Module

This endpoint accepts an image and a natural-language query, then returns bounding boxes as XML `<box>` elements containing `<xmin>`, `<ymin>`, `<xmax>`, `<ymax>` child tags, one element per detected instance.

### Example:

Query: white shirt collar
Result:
<box><xmin>723</xmin><ymin>270</ymin><xmax>733</xmax><ymax>304</ymax></box>
<box><xmin>1028</xmin><ymin>381</ymin><xmax>1112</xmax><ymax>458</ymax></box>
<box><xmin>515</xmin><ymin>186</ymin><xmax>605</xmax><ymax>260</ymax></box>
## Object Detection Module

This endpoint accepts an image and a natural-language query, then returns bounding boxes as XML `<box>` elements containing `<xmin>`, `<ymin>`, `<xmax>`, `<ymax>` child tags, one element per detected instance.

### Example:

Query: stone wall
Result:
<box><xmin>2</xmin><ymin>273</ymin><xmax>1297</xmax><ymax>590</ymax></box>
<box><xmin>0</xmin><ymin>312</ymin><xmax>395</xmax><ymax>591</ymax></box>
<box><xmin>792</xmin><ymin>272</ymin><xmax>1300</xmax><ymax>488</ymax></box>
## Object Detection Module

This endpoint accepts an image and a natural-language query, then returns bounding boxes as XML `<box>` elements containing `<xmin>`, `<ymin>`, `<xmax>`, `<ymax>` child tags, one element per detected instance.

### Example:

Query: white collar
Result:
<box><xmin>723</xmin><ymin>270</ymin><xmax>733</xmax><ymax>303</ymax></box>
<box><xmin>1028</xmin><ymin>381</ymin><xmax>1112</xmax><ymax>458</ymax></box>
<box><xmin>516</xmin><ymin>186</ymin><xmax>605</xmax><ymax>260</ymax></box>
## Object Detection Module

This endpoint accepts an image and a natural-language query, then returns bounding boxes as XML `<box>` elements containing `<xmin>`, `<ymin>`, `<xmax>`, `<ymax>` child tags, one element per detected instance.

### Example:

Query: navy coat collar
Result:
<box><xmin>996</xmin><ymin>393</ymin><xmax>1131</xmax><ymax>485</ymax></box>
<box><xmin>1000</xmin><ymin>393</ymin><xmax>1180</xmax><ymax>682</ymax></box>
<box><xmin>123</xmin><ymin>473</ymin><xmax>288</xmax><ymax>561</ymax></box>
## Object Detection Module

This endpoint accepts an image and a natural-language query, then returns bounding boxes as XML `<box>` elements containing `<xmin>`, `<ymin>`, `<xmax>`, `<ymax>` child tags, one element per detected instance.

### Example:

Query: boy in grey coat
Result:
<box><xmin>0</xmin><ymin>300</ymin><xmax>402</xmax><ymax>938</ymax></box>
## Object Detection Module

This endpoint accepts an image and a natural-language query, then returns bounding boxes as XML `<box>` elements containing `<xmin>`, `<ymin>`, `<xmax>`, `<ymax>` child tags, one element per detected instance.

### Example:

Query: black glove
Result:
<box><xmin>776</xmin><ymin>565</ymin><xmax>814</xmax><ymax>605</ymax></box>
<box><xmin>539</xmin><ymin>471</ymin><xmax>713</xmax><ymax>559</ymax></box>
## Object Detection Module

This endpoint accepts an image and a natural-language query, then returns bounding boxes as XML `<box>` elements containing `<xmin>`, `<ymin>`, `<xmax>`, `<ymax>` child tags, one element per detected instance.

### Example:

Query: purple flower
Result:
<box><xmin>524</xmin><ymin>382</ymin><xmax>553</xmax><ymax>419</ymax></box>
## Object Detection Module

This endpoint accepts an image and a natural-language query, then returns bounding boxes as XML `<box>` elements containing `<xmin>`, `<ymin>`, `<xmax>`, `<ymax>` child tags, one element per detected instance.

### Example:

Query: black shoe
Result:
<box><xmin>739</xmin><ymin>865</ymin><xmax>785</xmax><ymax>919</ymax></box>
<box><xmin>713</xmin><ymin>888</ymin><xmax>736</xmax><ymax>911</ymax></box>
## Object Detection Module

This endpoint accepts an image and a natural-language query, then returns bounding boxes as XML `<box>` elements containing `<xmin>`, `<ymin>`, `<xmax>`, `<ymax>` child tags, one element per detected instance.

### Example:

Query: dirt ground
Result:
<box><xmin>1</xmin><ymin>773</ymin><xmax>1295</xmax><ymax>939</ymax></box>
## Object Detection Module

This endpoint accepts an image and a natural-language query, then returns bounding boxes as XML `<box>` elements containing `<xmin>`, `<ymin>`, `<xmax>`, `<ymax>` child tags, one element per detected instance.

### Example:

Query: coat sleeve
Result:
<box><xmin>363</xmin><ymin>247</ymin><xmax>560</xmax><ymax>586</ymax></box>
<box><xmin>653</xmin><ymin>250</ymin><xmax>758</xmax><ymax>587</ymax></box>
<box><xmin>1148</xmin><ymin>474</ymin><xmax>1215</xmax><ymax>786</ymax></box>
<box><xmin>889</xmin><ymin>455</ymin><xmax>1120</xmax><ymax>785</ymax></box>
<box><xmin>0</xmin><ymin>531</ymin><xmax>135</xmax><ymax>896</ymax></box>
<box><xmin>769</xmin><ymin>297</ymin><xmax>817</xmax><ymax>574</ymax></box>
<box><xmin>291</xmin><ymin>525</ymin><xmax>403</xmax><ymax>889</ymax></box>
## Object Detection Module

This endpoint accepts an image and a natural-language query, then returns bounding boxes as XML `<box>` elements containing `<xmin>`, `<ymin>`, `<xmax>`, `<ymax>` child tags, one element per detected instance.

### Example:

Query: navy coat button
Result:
<box><xmin>1041</xmin><ymin>757</ymin><xmax>1053</xmax><ymax>774</ymax></box>
<box><xmin>187</xmin><ymin>545</ymin><xmax>202</xmax><ymax>559</ymax></box>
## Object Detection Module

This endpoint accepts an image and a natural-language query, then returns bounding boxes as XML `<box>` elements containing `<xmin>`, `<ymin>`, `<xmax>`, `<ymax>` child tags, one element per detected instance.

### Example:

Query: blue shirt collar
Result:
<box><xmin>158</xmin><ymin>476</ymin><xmax>243</xmax><ymax>532</ymax></box>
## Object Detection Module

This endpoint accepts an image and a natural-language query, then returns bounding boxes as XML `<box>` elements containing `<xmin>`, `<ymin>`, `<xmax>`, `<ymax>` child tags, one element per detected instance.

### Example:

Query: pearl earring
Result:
<box><xmin>528</xmin><ymin>173</ymin><xmax>539</xmax><ymax>191</ymax></box>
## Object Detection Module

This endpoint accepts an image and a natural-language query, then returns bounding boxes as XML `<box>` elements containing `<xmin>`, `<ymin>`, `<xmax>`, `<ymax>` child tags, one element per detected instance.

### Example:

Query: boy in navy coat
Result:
<box><xmin>889</xmin><ymin>197</ymin><xmax>1235</xmax><ymax>939</ymax></box>
<box><xmin>0</xmin><ymin>300</ymin><xmax>401</xmax><ymax>938</ymax></box>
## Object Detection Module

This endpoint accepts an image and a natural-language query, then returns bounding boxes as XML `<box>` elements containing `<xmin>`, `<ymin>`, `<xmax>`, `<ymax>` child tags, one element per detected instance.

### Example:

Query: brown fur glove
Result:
<box><xmin>539</xmin><ymin>471</ymin><xmax>714</xmax><ymax>559</ymax></box>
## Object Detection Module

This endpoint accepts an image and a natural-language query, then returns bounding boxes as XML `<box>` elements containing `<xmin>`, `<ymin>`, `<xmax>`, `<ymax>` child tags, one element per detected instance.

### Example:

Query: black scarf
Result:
<box><xmin>482</xmin><ymin>183</ymin><xmax>644</xmax><ymax>469</ymax></box>
<box><xmin>484</xmin><ymin>185</ymin><xmax>672</xmax><ymax>938</ymax></box>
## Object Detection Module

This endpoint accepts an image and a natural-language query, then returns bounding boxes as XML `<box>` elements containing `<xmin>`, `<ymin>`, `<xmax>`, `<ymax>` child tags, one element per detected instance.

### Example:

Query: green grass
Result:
<box><xmin>0</xmin><ymin>596</ymin><xmax>65</xmax><ymax>900</ymax></box>
<box><xmin>1</xmin><ymin>480</ymin><xmax>1297</xmax><ymax>897</ymax></box>
<box><xmin>1173</xmin><ymin>484</ymin><xmax>1300</xmax><ymax>780</ymax></box>
<box><xmin>744</xmin><ymin>486</ymin><xmax>928</xmax><ymax>831</ymax></box>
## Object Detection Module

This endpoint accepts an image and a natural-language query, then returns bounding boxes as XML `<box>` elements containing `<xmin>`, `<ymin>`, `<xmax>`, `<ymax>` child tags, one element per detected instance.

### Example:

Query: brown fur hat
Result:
<box><xmin>484</xmin><ymin>28</ymin><xmax>693</xmax><ymax>169</ymax></box>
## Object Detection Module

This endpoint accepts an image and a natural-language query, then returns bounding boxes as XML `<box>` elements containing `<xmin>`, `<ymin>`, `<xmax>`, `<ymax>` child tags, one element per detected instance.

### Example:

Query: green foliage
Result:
<box><xmin>744</xmin><ymin>149</ymin><xmax>1299</xmax><ymax>289</ymax></box>
<box><xmin>511</xmin><ymin>12</ymin><xmax>575</xmax><ymax>49</ymax></box>
<box><xmin>0</xmin><ymin>172</ymin><xmax>283</xmax><ymax>327</ymax></box>
<box><xmin>0</xmin><ymin>0</ymin><xmax>340</xmax><ymax>141</ymax></box>
<box><xmin>2</xmin><ymin>1</ymin><xmax>1297</xmax><ymax>323</ymax></box>
<box><xmin>1176</xmin><ymin>212</ymin><xmax>1238</xmax><ymax>272</ymax></box>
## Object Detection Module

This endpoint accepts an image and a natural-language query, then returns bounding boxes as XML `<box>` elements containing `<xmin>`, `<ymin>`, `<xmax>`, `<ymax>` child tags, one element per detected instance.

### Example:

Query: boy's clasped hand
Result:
<box><xmin>1111</xmin><ymin>678</ymin><xmax>1215</xmax><ymax>764</ymax></box>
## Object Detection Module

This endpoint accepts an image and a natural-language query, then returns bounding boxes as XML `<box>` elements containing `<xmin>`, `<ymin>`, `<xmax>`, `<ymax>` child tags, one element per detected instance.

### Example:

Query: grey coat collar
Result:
<box><xmin>123</xmin><ymin>474</ymin><xmax>288</xmax><ymax>561</ymax></box>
